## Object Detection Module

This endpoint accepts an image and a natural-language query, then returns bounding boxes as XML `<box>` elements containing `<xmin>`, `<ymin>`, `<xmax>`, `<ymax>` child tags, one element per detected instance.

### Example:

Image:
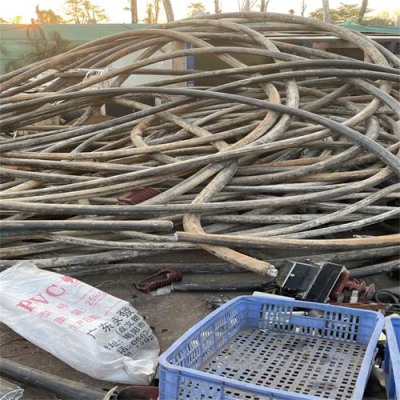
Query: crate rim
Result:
<box><xmin>159</xmin><ymin>366</ymin><xmax>323</xmax><ymax>400</ymax></box>
<box><xmin>159</xmin><ymin>295</ymin><xmax>385</xmax><ymax>400</ymax></box>
<box><xmin>385</xmin><ymin>315</ymin><xmax>400</xmax><ymax>399</ymax></box>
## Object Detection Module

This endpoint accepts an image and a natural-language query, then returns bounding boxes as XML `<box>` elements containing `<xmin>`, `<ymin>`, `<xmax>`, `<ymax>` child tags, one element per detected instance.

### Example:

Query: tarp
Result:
<box><xmin>1</xmin><ymin>22</ymin><xmax>398</xmax><ymax>74</ymax></box>
<box><xmin>338</xmin><ymin>21</ymin><xmax>400</xmax><ymax>35</ymax></box>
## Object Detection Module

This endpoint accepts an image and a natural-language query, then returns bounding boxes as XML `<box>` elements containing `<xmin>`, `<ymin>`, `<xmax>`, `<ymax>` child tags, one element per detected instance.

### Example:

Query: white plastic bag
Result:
<box><xmin>0</xmin><ymin>262</ymin><xmax>159</xmax><ymax>384</ymax></box>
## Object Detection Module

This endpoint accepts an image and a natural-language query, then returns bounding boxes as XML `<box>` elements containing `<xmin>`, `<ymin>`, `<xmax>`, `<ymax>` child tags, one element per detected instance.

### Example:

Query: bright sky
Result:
<box><xmin>0</xmin><ymin>0</ymin><xmax>396</xmax><ymax>24</ymax></box>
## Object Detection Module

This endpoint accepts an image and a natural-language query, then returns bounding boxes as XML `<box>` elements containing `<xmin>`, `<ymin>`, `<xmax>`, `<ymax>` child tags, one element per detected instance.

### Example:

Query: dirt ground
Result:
<box><xmin>0</xmin><ymin>268</ymin><xmax>392</xmax><ymax>399</ymax></box>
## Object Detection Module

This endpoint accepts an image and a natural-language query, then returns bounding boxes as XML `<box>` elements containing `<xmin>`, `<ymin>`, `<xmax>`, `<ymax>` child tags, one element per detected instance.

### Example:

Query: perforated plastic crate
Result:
<box><xmin>384</xmin><ymin>316</ymin><xmax>400</xmax><ymax>400</ymax></box>
<box><xmin>159</xmin><ymin>296</ymin><xmax>384</xmax><ymax>400</ymax></box>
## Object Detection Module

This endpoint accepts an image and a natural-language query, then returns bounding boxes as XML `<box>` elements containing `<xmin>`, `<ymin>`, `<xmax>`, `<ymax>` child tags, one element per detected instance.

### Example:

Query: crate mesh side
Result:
<box><xmin>254</xmin><ymin>304</ymin><xmax>360</xmax><ymax>343</ymax></box>
<box><xmin>322</xmin><ymin>311</ymin><xmax>360</xmax><ymax>342</ymax></box>
<box><xmin>257</xmin><ymin>303</ymin><xmax>293</xmax><ymax>332</ymax></box>
<box><xmin>175</xmin><ymin>376</ymin><xmax>275</xmax><ymax>400</ymax></box>
<box><xmin>199</xmin><ymin>328</ymin><xmax>366</xmax><ymax>400</ymax></box>
<box><xmin>168</xmin><ymin>306</ymin><xmax>243</xmax><ymax>369</ymax></box>
<box><xmin>177</xmin><ymin>377</ymin><xmax>223</xmax><ymax>400</ymax></box>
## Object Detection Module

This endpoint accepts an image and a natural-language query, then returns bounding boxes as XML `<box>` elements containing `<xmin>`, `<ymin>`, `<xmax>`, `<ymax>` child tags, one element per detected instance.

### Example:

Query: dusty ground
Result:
<box><xmin>0</xmin><ymin>268</ymin><xmax>392</xmax><ymax>399</ymax></box>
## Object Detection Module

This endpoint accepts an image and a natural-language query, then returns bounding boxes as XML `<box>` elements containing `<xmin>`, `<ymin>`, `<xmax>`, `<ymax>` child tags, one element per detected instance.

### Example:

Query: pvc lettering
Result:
<box><xmin>46</xmin><ymin>284</ymin><xmax>65</xmax><ymax>297</ymax></box>
<box><xmin>17</xmin><ymin>293</ymin><xmax>48</xmax><ymax>312</ymax></box>
<box><xmin>17</xmin><ymin>284</ymin><xmax>65</xmax><ymax>312</ymax></box>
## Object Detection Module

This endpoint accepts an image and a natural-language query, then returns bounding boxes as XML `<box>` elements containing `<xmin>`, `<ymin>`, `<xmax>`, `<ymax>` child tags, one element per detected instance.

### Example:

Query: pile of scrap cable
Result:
<box><xmin>0</xmin><ymin>13</ymin><xmax>399</xmax><ymax>276</ymax></box>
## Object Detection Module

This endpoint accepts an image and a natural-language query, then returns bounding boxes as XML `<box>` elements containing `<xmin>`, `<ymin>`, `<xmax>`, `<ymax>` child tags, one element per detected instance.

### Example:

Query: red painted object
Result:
<box><xmin>135</xmin><ymin>269</ymin><xmax>182</xmax><ymax>293</ymax></box>
<box><xmin>330</xmin><ymin>270</ymin><xmax>375</xmax><ymax>301</ymax></box>
<box><xmin>118</xmin><ymin>187</ymin><xmax>160</xmax><ymax>205</ymax></box>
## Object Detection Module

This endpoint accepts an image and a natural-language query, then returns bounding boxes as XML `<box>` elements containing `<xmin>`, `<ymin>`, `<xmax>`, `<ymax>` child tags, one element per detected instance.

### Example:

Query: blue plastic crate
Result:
<box><xmin>384</xmin><ymin>316</ymin><xmax>400</xmax><ymax>400</ymax></box>
<box><xmin>159</xmin><ymin>296</ymin><xmax>384</xmax><ymax>400</ymax></box>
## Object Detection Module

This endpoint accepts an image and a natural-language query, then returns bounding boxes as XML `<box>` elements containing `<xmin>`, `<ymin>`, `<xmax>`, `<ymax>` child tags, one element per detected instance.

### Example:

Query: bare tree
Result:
<box><xmin>144</xmin><ymin>0</ymin><xmax>160</xmax><ymax>23</ymax></box>
<box><xmin>300</xmin><ymin>0</ymin><xmax>307</xmax><ymax>17</ymax></box>
<box><xmin>214</xmin><ymin>0</ymin><xmax>221</xmax><ymax>13</ymax></box>
<box><xmin>187</xmin><ymin>2</ymin><xmax>207</xmax><ymax>17</ymax></box>
<box><xmin>64</xmin><ymin>0</ymin><xmax>108</xmax><ymax>24</ymax></box>
<box><xmin>35</xmin><ymin>5</ymin><xmax>65</xmax><ymax>23</ymax></box>
<box><xmin>322</xmin><ymin>0</ymin><xmax>330</xmax><ymax>22</ymax></box>
<box><xmin>162</xmin><ymin>0</ymin><xmax>174</xmax><ymax>21</ymax></box>
<box><xmin>237</xmin><ymin>0</ymin><xmax>257</xmax><ymax>11</ymax></box>
<box><xmin>260</xmin><ymin>0</ymin><xmax>269</xmax><ymax>12</ymax></box>
<box><xmin>357</xmin><ymin>0</ymin><xmax>368</xmax><ymax>23</ymax></box>
<box><xmin>123</xmin><ymin>0</ymin><xmax>138</xmax><ymax>23</ymax></box>
<box><xmin>130</xmin><ymin>0</ymin><xmax>138</xmax><ymax>23</ymax></box>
